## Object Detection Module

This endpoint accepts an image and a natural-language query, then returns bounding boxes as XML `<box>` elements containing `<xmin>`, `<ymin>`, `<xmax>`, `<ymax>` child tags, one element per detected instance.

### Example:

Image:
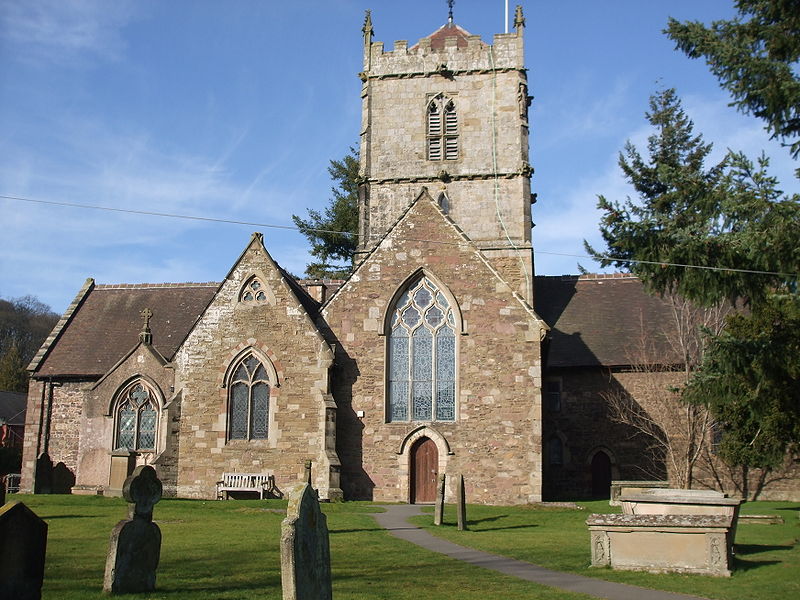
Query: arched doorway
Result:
<box><xmin>410</xmin><ymin>437</ymin><xmax>438</xmax><ymax>503</ymax></box>
<box><xmin>590</xmin><ymin>451</ymin><xmax>612</xmax><ymax>499</ymax></box>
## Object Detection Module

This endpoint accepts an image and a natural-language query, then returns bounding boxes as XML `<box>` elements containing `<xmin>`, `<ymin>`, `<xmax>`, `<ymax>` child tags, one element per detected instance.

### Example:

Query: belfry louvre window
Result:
<box><xmin>228</xmin><ymin>354</ymin><xmax>270</xmax><ymax>440</ymax></box>
<box><xmin>388</xmin><ymin>277</ymin><xmax>456</xmax><ymax>422</ymax></box>
<box><xmin>115</xmin><ymin>382</ymin><xmax>158</xmax><ymax>451</ymax></box>
<box><xmin>427</xmin><ymin>95</ymin><xmax>458</xmax><ymax>161</ymax></box>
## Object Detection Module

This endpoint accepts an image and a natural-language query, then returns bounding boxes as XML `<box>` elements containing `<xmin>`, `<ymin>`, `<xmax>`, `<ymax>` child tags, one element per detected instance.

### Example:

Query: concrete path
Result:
<box><xmin>371</xmin><ymin>504</ymin><xmax>709</xmax><ymax>600</ymax></box>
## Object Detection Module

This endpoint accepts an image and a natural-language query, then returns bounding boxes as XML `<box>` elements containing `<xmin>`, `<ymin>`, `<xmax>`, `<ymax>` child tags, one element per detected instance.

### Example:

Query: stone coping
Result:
<box><xmin>587</xmin><ymin>513</ymin><xmax>733</xmax><ymax>528</ymax></box>
<box><xmin>620</xmin><ymin>492</ymin><xmax>741</xmax><ymax>506</ymax></box>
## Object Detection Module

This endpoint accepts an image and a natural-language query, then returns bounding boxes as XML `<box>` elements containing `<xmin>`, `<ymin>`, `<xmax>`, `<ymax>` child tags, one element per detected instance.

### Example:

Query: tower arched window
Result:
<box><xmin>388</xmin><ymin>276</ymin><xmax>456</xmax><ymax>422</ymax></box>
<box><xmin>427</xmin><ymin>95</ymin><xmax>458</xmax><ymax>161</ymax></box>
<box><xmin>114</xmin><ymin>381</ymin><xmax>158</xmax><ymax>452</ymax></box>
<box><xmin>228</xmin><ymin>354</ymin><xmax>270</xmax><ymax>440</ymax></box>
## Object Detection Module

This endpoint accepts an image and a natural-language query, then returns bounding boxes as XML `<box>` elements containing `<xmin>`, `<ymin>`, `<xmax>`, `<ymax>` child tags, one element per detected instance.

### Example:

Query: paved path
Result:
<box><xmin>371</xmin><ymin>504</ymin><xmax>710</xmax><ymax>600</ymax></box>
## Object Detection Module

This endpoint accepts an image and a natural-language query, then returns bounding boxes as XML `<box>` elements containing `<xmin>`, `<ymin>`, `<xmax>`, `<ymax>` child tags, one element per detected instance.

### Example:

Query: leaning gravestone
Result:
<box><xmin>103</xmin><ymin>465</ymin><xmax>163</xmax><ymax>594</ymax></box>
<box><xmin>434</xmin><ymin>473</ymin><xmax>446</xmax><ymax>526</ymax></box>
<box><xmin>280</xmin><ymin>481</ymin><xmax>332</xmax><ymax>600</ymax></box>
<box><xmin>456</xmin><ymin>474</ymin><xmax>467</xmax><ymax>531</ymax></box>
<box><xmin>0</xmin><ymin>501</ymin><xmax>48</xmax><ymax>600</ymax></box>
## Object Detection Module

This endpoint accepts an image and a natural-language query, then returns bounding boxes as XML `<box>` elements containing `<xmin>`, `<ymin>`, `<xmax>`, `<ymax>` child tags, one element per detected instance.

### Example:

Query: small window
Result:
<box><xmin>228</xmin><ymin>354</ymin><xmax>271</xmax><ymax>440</ymax></box>
<box><xmin>548</xmin><ymin>436</ymin><xmax>564</xmax><ymax>466</ymax></box>
<box><xmin>115</xmin><ymin>382</ymin><xmax>158</xmax><ymax>452</ymax></box>
<box><xmin>427</xmin><ymin>95</ymin><xmax>458</xmax><ymax>161</ymax></box>
<box><xmin>240</xmin><ymin>277</ymin><xmax>269</xmax><ymax>304</ymax></box>
<box><xmin>545</xmin><ymin>379</ymin><xmax>561</xmax><ymax>412</ymax></box>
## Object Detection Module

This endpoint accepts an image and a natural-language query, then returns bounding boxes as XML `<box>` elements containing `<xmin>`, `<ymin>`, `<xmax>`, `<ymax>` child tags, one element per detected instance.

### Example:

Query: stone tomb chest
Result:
<box><xmin>619</xmin><ymin>487</ymin><xmax>741</xmax><ymax>553</ymax></box>
<box><xmin>587</xmin><ymin>513</ymin><xmax>734</xmax><ymax>577</ymax></box>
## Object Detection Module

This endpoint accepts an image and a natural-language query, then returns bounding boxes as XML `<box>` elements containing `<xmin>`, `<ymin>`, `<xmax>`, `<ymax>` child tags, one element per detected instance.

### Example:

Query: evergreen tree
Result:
<box><xmin>666</xmin><ymin>0</ymin><xmax>800</xmax><ymax>166</ymax></box>
<box><xmin>292</xmin><ymin>148</ymin><xmax>360</xmax><ymax>279</ymax></box>
<box><xmin>684</xmin><ymin>294</ymin><xmax>800</xmax><ymax>469</ymax></box>
<box><xmin>0</xmin><ymin>345</ymin><xmax>27</xmax><ymax>392</ymax></box>
<box><xmin>584</xmin><ymin>88</ymin><xmax>795</xmax><ymax>305</ymax></box>
<box><xmin>589</xmin><ymin>88</ymin><xmax>800</xmax><ymax>472</ymax></box>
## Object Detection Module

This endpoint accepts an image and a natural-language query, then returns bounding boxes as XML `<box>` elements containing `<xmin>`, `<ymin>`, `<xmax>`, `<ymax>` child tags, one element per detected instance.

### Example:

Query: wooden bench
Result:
<box><xmin>216</xmin><ymin>472</ymin><xmax>279</xmax><ymax>500</ymax></box>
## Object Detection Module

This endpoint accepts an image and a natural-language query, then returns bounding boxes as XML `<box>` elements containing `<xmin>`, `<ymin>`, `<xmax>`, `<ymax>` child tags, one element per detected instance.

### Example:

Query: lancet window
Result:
<box><xmin>388</xmin><ymin>276</ymin><xmax>456</xmax><ymax>422</ymax></box>
<box><xmin>427</xmin><ymin>95</ymin><xmax>458</xmax><ymax>161</ymax></box>
<box><xmin>228</xmin><ymin>354</ymin><xmax>270</xmax><ymax>440</ymax></box>
<box><xmin>115</xmin><ymin>381</ymin><xmax>158</xmax><ymax>452</ymax></box>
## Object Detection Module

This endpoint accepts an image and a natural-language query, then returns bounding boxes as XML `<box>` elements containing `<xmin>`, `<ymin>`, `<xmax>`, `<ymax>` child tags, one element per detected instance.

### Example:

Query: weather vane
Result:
<box><xmin>448</xmin><ymin>0</ymin><xmax>454</xmax><ymax>23</ymax></box>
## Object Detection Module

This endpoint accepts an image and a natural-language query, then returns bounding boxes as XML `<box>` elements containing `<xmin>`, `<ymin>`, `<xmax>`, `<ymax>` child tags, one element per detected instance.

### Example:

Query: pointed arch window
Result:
<box><xmin>228</xmin><ymin>354</ymin><xmax>270</xmax><ymax>440</ymax></box>
<box><xmin>115</xmin><ymin>382</ymin><xmax>158</xmax><ymax>452</ymax></box>
<box><xmin>388</xmin><ymin>276</ymin><xmax>456</xmax><ymax>422</ymax></box>
<box><xmin>427</xmin><ymin>95</ymin><xmax>458</xmax><ymax>161</ymax></box>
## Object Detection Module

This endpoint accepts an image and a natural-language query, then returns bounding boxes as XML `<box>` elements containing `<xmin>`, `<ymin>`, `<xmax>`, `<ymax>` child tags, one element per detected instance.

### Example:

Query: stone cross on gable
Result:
<box><xmin>448</xmin><ymin>0</ymin><xmax>454</xmax><ymax>23</ymax></box>
<box><xmin>139</xmin><ymin>308</ymin><xmax>153</xmax><ymax>345</ymax></box>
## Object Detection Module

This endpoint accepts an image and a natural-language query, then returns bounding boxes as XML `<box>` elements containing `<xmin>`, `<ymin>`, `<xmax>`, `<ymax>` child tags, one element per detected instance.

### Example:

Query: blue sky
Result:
<box><xmin>1</xmin><ymin>0</ymin><xmax>797</xmax><ymax>314</ymax></box>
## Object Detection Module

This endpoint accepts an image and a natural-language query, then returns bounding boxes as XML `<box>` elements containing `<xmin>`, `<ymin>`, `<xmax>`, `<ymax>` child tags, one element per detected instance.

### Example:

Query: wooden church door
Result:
<box><xmin>410</xmin><ymin>437</ymin><xmax>438</xmax><ymax>504</ymax></box>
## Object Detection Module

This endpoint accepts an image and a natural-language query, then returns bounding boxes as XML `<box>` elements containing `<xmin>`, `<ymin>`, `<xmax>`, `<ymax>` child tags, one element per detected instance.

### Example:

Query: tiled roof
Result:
<box><xmin>34</xmin><ymin>283</ymin><xmax>219</xmax><ymax>378</ymax></box>
<box><xmin>413</xmin><ymin>23</ymin><xmax>480</xmax><ymax>50</ymax></box>
<box><xmin>534</xmin><ymin>274</ymin><xmax>680</xmax><ymax>368</ymax></box>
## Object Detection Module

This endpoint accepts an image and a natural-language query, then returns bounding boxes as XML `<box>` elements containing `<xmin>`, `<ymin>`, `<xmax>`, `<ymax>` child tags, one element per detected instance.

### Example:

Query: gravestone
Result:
<box><xmin>0</xmin><ymin>501</ymin><xmax>48</xmax><ymax>600</ymax></box>
<box><xmin>456</xmin><ymin>474</ymin><xmax>467</xmax><ymax>531</ymax></box>
<box><xmin>433</xmin><ymin>473</ymin><xmax>446</xmax><ymax>526</ymax></box>
<box><xmin>280</xmin><ymin>482</ymin><xmax>332</xmax><ymax>600</ymax></box>
<box><xmin>103</xmin><ymin>465</ymin><xmax>163</xmax><ymax>594</ymax></box>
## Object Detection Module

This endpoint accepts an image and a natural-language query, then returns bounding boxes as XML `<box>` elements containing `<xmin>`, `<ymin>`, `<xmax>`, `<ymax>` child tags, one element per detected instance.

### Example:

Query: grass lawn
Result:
<box><xmin>13</xmin><ymin>494</ymin><xmax>593</xmax><ymax>600</ymax></box>
<box><xmin>8</xmin><ymin>494</ymin><xmax>798</xmax><ymax>599</ymax></box>
<box><xmin>411</xmin><ymin>499</ymin><xmax>800</xmax><ymax>600</ymax></box>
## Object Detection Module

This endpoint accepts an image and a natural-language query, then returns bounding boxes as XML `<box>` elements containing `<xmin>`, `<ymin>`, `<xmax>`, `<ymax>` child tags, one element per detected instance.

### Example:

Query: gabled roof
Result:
<box><xmin>411</xmin><ymin>22</ymin><xmax>482</xmax><ymax>50</ymax></box>
<box><xmin>534</xmin><ymin>274</ymin><xmax>681</xmax><ymax>368</ymax></box>
<box><xmin>33</xmin><ymin>283</ymin><xmax>219</xmax><ymax>378</ymax></box>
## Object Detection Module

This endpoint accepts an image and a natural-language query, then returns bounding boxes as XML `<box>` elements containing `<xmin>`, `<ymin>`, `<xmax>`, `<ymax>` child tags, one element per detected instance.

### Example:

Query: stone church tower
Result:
<box><xmin>357</xmin><ymin>7</ymin><xmax>534</xmax><ymax>302</ymax></box>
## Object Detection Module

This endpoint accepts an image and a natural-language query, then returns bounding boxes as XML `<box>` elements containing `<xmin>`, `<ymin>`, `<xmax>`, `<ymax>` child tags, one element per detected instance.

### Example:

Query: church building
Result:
<box><xmin>20</xmin><ymin>9</ymin><xmax>799</xmax><ymax>503</ymax></box>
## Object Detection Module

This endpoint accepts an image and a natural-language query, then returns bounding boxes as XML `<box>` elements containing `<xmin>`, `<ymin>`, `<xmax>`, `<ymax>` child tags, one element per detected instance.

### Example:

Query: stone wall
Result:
<box><xmin>172</xmin><ymin>236</ymin><xmax>340</xmax><ymax>500</ymax></box>
<box><xmin>325</xmin><ymin>195</ymin><xmax>544</xmax><ymax>504</ymax></box>
<box><xmin>544</xmin><ymin>366</ymin><xmax>800</xmax><ymax>501</ymax></box>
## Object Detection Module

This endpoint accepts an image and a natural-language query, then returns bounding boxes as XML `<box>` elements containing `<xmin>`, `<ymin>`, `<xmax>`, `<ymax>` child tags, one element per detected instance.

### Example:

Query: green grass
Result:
<box><xmin>411</xmin><ymin>500</ymin><xmax>800</xmax><ymax>600</ymax></box>
<box><xmin>15</xmin><ymin>494</ymin><xmax>593</xmax><ymax>600</ymax></box>
<box><xmin>10</xmin><ymin>495</ymin><xmax>799</xmax><ymax>599</ymax></box>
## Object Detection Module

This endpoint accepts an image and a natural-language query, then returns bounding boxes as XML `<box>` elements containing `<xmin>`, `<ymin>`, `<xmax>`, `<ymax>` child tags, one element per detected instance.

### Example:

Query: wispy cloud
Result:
<box><xmin>0</xmin><ymin>0</ymin><xmax>140</xmax><ymax>65</ymax></box>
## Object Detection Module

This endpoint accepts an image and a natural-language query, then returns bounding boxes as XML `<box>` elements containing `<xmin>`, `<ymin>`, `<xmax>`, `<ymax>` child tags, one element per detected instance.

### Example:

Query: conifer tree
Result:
<box><xmin>590</xmin><ymin>87</ymin><xmax>800</xmax><ymax>474</ymax></box>
<box><xmin>292</xmin><ymin>148</ymin><xmax>360</xmax><ymax>279</ymax></box>
<box><xmin>667</xmin><ymin>0</ymin><xmax>800</xmax><ymax>167</ymax></box>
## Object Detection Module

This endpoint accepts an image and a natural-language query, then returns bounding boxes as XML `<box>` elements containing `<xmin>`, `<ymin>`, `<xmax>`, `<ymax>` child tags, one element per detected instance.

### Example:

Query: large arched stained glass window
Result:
<box><xmin>388</xmin><ymin>277</ymin><xmax>456</xmax><ymax>422</ymax></box>
<box><xmin>228</xmin><ymin>354</ymin><xmax>270</xmax><ymax>440</ymax></box>
<box><xmin>115</xmin><ymin>382</ymin><xmax>158</xmax><ymax>451</ymax></box>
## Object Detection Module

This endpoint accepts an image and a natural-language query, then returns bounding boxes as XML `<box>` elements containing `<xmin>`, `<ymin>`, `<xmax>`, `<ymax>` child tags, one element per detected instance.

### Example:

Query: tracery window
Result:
<box><xmin>115</xmin><ymin>382</ymin><xmax>158</xmax><ymax>452</ymax></box>
<box><xmin>427</xmin><ymin>95</ymin><xmax>458</xmax><ymax>161</ymax></box>
<box><xmin>388</xmin><ymin>276</ymin><xmax>456</xmax><ymax>422</ymax></box>
<box><xmin>228</xmin><ymin>354</ymin><xmax>270</xmax><ymax>440</ymax></box>
<box><xmin>240</xmin><ymin>277</ymin><xmax>268</xmax><ymax>304</ymax></box>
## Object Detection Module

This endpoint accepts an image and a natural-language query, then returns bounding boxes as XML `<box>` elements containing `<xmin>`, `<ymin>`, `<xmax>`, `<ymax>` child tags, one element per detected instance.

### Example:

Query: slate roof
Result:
<box><xmin>34</xmin><ymin>283</ymin><xmax>219</xmax><ymax>378</ymax></box>
<box><xmin>534</xmin><ymin>274</ymin><xmax>680</xmax><ymax>368</ymax></box>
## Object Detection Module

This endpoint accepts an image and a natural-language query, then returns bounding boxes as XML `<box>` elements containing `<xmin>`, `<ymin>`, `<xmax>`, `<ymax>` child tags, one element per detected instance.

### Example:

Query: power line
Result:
<box><xmin>2</xmin><ymin>193</ymin><xmax>797</xmax><ymax>279</ymax></box>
